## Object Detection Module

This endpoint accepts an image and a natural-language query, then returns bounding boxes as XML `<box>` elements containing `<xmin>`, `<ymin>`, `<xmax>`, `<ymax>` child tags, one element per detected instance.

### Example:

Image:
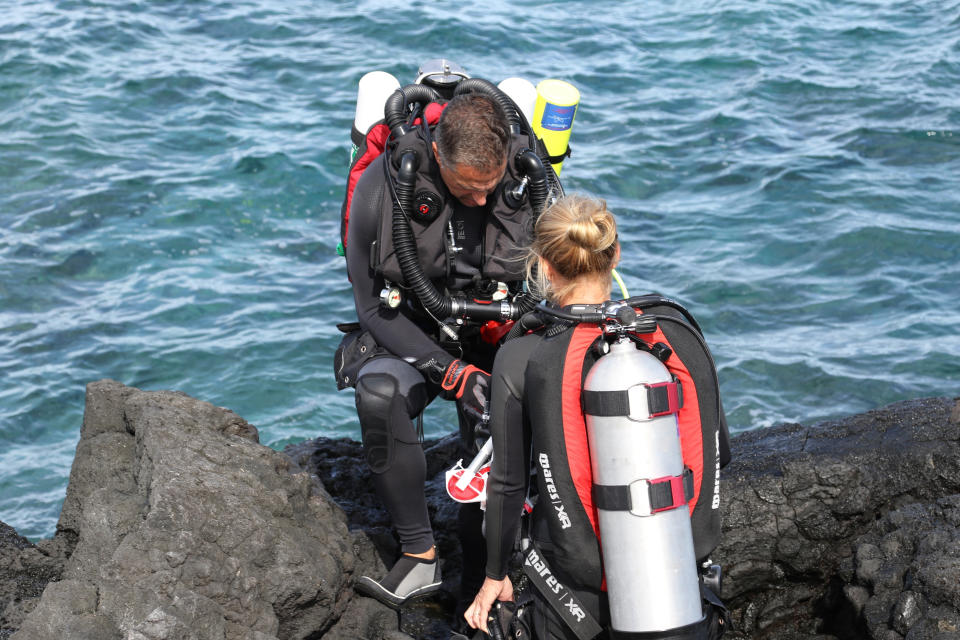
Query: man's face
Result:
<box><xmin>433</xmin><ymin>143</ymin><xmax>506</xmax><ymax>208</ymax></box>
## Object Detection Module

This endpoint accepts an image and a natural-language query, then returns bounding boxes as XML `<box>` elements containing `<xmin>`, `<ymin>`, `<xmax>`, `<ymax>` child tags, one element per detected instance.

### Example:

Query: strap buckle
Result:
<box><xmin>594</xmin><ymin>468</ymin><xmax>695</xmax><ymax>517</ymax></box>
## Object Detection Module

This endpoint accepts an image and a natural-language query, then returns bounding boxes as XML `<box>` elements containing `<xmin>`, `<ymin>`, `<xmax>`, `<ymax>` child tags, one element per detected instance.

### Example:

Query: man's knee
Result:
<box><xmin>355</xmin><ymin>373</ymin><xmax>419</xmax><ymax>474</ymax></box>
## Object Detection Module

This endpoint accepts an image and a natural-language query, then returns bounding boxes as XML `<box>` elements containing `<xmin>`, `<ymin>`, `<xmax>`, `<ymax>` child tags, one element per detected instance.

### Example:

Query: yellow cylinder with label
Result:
<box><xmin>532</xmin><ymin>79</ymin><xmax>580</xmax><ymax>174</ymax></box>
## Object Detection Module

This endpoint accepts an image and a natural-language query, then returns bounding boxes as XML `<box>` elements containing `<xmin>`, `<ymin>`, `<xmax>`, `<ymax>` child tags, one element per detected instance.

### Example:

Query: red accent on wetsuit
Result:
<box><xmin>561</xmin><ymin>324</ymin><xmax>603</xmax><ymax>539</ymax></box>
<box><xmin>344</xmin><ymin>122</ymin><xmax>390</xmax><ymax>245</ymax></box>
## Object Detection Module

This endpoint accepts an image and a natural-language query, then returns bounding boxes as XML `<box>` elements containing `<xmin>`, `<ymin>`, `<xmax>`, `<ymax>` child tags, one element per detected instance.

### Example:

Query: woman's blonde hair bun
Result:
<box><xmin>527</xmin><ymin>194</ymin><xmax>619</xmax><ymax>301</ymax></box>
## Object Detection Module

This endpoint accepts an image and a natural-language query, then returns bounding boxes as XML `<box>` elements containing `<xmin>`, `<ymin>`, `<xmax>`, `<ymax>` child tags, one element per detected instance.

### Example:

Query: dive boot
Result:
<box><xmin>355</xmin><ymin>551</ymin><xmax>441</xmax><ymax>608</ymax></box>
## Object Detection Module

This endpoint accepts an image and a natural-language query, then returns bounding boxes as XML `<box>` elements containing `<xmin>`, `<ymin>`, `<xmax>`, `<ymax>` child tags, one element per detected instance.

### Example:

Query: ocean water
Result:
<box><xmin>1</xmin><ymin>0</ymin><xmax>958</xmax><ymax>541</ymax></box>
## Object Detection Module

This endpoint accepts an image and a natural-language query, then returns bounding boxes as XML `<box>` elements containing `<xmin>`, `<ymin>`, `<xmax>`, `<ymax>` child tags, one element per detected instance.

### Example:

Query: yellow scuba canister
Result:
<box><xmin>532</xmin><ymin>79</ymin><xmax>580</xmax><ymax>174</ymax></box>
<box><xmin>351</xmin><ymin>70</ymin><xmax>401</xmax><ymax>162</ymax></box>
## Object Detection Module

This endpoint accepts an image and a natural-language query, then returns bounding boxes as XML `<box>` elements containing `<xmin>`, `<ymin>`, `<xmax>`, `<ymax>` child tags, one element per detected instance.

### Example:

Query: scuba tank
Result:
<box><xmin>527</xmin><ymin>300</ymin><xmax>714</xmax><ymax>639</ymax></box>
<box><xmin>532</xmin><ymin>79</ymin><xmax>579</xmax><ymax>174</ymax></box>
<box><xmin>415</xmin><ymin>58</ymin><xmax>469</xmax><ymax>100</ymax></box>
<box><xmin>582</xmin><ymin>303</ymin><xmax>706</xmax><ymax>637</ymax></box>
<box><xmin>498</xmin><ymin>77</ymin><xmax>538</xmax><ymax>128</ymax></box>
<box><xmin>350</xmin><ymin>71</ymin><xmax>400</xmax><ymax>163</ymax></box>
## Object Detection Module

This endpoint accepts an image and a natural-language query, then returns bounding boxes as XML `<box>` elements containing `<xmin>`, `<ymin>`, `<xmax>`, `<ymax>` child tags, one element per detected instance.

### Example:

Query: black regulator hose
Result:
<box><xmin>502</xmin><ymin>148</ymin><xmax>551</xmax><ymax>317</ymax></box>
<box><xmin>450</xmin><ymin>76</ymin><xmax>564</xmax><ymax>200</ymax></box>
<box><xmin>504</xmin><ymin>310</ymin><xmax>546</xmax><ymax>342</ymax></box>
<box><xmin>384</xmin><ymin>84</ymin><xmax>441</xmax><ymax>138</ymax></box>
<box><xmin>625</xmin><ymin>295</ymin><xmax>704</xmax><ymax>336</ymax></box>
<box><xmin>392</xmin><ymin>151</ymin><xmax>453</xmax><ymax>320</ymax></box>
<box><xmin>516</xmin><ymin>149</ymin><xmax>549</xmax><ymax>215</ymax></box>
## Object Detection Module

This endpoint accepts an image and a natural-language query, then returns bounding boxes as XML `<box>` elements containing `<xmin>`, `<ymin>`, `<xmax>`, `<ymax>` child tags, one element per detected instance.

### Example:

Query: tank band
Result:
<box><xmin>582</xmin><ymin>380</ymin><xmax>683</xmax><ymax>420</ymax></box>
<box><xmin>545</xmin><ymin>145</ymin><xmax>572</xmax><ymax>165</ymax></box>
<box><xmin>593</xmin><ymin>467</ymin><xmax>695</xmax><ymax>516</ymax></box>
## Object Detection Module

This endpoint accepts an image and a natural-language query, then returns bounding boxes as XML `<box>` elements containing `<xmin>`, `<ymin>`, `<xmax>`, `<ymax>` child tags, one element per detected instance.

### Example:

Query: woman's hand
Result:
<box><xmin>464</xmin><ymin>575</ymin><xmax>514</xmax><ymax>633</ymax></box>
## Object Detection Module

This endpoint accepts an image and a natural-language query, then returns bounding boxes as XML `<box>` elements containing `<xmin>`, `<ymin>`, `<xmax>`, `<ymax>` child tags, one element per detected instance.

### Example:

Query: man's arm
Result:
<box><xmin>346</xmin><ymin>158</ymin><xmax>452</xmax><ymax>366</ymax></box>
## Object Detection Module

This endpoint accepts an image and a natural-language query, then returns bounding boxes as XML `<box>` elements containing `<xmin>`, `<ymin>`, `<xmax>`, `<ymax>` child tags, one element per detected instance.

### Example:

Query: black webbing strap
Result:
<box><xmin>593</xmin><ymin>467</ymin><xmax>695</xmax><ymax>515</ymax></box>
<box><xmin>351</xmin><ymin>124</ymin><xmax>365</xmax><ymax>148</ymax></box>
<box><xmin>522</xmin><ymin>545</ymin><xmax>604</xmax><ymax>640</ymax></box>
<box><xmin>582</xmin><ymin>389</ymin><xmax>630</xmax><ymax>416</ymax></box>
<box><xmin>545</xmin><ymin>145</ymin><xmax>572</xmax><ymax>165</ymax></box>
<box><xmin>582</xmin><ymin>380</ymin><xmax>683</xmax><ymax>419</ymax></box>
<box><xmin>608</xmin><ymin>615</ymin><xmax>708</xmax><ymax>640</ymax></box>
<box><xmin>592</xmin><ymin>484</ymin><xmax>632</xmax><ymax>511</ymax></box>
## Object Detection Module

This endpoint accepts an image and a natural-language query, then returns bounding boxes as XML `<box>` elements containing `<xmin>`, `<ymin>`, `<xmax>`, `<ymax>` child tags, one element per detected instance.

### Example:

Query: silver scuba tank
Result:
<box><xmin>583</xmin><ymin>337</ymin><xmax>705</xmax><ymax>635</ymax></box>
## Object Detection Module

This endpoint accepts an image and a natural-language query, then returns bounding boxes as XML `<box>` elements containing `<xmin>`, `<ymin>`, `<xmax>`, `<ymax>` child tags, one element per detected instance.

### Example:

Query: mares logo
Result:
<box><xmin>524</xmin><ymin>547</ymin><xmax>599</xmax><ymax>634</ymax></box>
<box><xmin>565</xmin><ymin>599</ymin><xmax>586</xmax><ymax>622</ymax></box>
<box><xmin>524</xmin><ymin>547</ymin><xmax>563</xmax><ymax>594</ymax></box>
<box><xmin>538</xmin><ymin>453</ymin><xmax>572</xmax><ymax>529</ymax></box>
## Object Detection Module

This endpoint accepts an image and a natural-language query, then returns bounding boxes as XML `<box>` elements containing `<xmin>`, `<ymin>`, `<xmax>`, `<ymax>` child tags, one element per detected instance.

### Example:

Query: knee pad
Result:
<box><xmin>355</xmin><ymin>373</ymin><xmax>418</xmax><ymax>474</ymax></box>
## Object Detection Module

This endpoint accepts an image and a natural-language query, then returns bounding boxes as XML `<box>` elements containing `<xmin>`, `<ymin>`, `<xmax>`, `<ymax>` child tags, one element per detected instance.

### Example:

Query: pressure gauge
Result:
<box><xmin>379</xmin><ymin>286</ymin><xmax>402</xmax><ymax>309</ymax></box>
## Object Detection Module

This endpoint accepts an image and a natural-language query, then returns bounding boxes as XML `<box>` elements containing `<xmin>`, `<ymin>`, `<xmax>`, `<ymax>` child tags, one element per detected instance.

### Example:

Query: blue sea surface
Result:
<box><xmin>1</xmin><ymin>0</ymin><xmax>959</xmax><ymax>540</ymax></box>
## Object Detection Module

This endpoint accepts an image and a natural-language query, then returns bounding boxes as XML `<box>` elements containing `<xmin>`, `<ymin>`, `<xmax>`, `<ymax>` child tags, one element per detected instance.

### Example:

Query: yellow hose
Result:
<box><xmin>612</xmin><ymin>268</ymin><xmax>629</xmax><ymax>299</ymax></box>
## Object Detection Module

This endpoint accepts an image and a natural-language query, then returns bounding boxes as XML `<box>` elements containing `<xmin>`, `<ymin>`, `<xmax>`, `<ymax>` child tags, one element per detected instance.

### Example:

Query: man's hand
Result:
<box><xmin>440</xmin><ymin>359</ymin><xmax>490</xmax><ymax>420</ymax></box>
<box><xmin>464</xmin><ymin>576</ymin><xmax>514</xmax><ymax>634</ymax></box>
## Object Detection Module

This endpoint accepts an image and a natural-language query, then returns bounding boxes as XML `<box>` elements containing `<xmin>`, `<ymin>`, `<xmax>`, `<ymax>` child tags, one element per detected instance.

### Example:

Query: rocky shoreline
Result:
<box><xmin>2</xmin><ymin>380</ymin><xmax>958</xmax><ymax>639</ymax></box>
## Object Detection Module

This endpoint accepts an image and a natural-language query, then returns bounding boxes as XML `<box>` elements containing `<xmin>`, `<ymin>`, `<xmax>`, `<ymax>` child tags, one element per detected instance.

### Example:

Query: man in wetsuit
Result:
<box><xmin>340</xmin><ymin>93</ymin><xmax>537</xmax><ymax>610</ymax></box>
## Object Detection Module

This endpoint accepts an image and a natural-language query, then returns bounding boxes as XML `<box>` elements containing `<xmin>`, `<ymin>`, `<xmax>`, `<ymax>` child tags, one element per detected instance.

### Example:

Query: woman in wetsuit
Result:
<box><xmin>464</xmin><ymin>193</ymin><xmax>621</xmax><ymax>639</ymax></box>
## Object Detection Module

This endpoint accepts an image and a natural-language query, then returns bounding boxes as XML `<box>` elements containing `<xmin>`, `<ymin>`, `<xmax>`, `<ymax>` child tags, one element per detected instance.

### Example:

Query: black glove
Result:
<box><xmin>440</xmin><ymin>359</ymin><xmax>490</xmax><ymax>422</ymax></box>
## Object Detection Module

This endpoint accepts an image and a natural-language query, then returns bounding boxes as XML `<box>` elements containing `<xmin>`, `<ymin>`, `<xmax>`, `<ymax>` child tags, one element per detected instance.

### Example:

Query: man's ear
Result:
<box><xmin>432</xmin><ymin>141</ymin><xmax>440</xmax><ymax>165</ymax></box>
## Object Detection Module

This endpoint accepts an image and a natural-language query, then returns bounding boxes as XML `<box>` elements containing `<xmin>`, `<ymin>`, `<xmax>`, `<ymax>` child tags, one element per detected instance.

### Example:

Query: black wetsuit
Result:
<box><xmin>345</xmin><ymin>152</ymin><xmax>513</xmax><ymax>603</ymax></box>
<box><xmin>484</xmin><ymin>327</ymin><xmax>606</xmax><ymax>640</ymax></box>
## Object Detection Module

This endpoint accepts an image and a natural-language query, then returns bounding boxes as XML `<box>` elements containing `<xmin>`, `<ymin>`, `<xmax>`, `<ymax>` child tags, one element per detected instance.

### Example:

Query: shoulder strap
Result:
<box><xmin>522</xmin><ymin>544</ymin><xmax>604</xmax><ymax>640</ymax></box>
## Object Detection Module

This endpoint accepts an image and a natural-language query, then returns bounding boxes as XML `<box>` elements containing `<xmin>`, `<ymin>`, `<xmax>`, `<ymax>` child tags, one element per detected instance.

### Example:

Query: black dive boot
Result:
<box><xmin>355</xmin><ymin>550</ymin><xmax>442</xmax><ymax>608</ymax></box>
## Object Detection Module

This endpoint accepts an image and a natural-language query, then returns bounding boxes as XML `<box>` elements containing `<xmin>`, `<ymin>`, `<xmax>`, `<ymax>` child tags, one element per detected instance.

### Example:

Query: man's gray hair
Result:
<box><xmin>434</xmin><ymin>94</ymin><xmax>510</xmax><ymax>171</ymax></box>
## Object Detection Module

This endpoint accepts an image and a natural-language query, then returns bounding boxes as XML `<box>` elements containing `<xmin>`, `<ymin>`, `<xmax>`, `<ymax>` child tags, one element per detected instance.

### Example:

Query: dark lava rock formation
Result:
<box><xmin>715</xmin><ymin>396</ymin><xmax>960</xmax><ymax>640</ymax></box>
<box><xmin>1</xmin><ymin>380</ymin><xmax>406</xmax><ymax>640</ymax></box>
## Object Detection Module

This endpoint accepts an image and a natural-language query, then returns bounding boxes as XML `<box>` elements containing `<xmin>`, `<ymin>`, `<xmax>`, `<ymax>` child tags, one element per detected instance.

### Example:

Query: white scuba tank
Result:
<box><xmin>583</xmin><ymin>337</ymin><xmax>704</xmax><ymax>634</ymax></box>
<box><xmin>498</xmin><ymin>77</ymin><xmax>538</xmax><ymax>126</ymax></box>
<box><xmin>351</xmin><ymin>70</ymin><xmax>401</xmax><ymax>162</ymax></box>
